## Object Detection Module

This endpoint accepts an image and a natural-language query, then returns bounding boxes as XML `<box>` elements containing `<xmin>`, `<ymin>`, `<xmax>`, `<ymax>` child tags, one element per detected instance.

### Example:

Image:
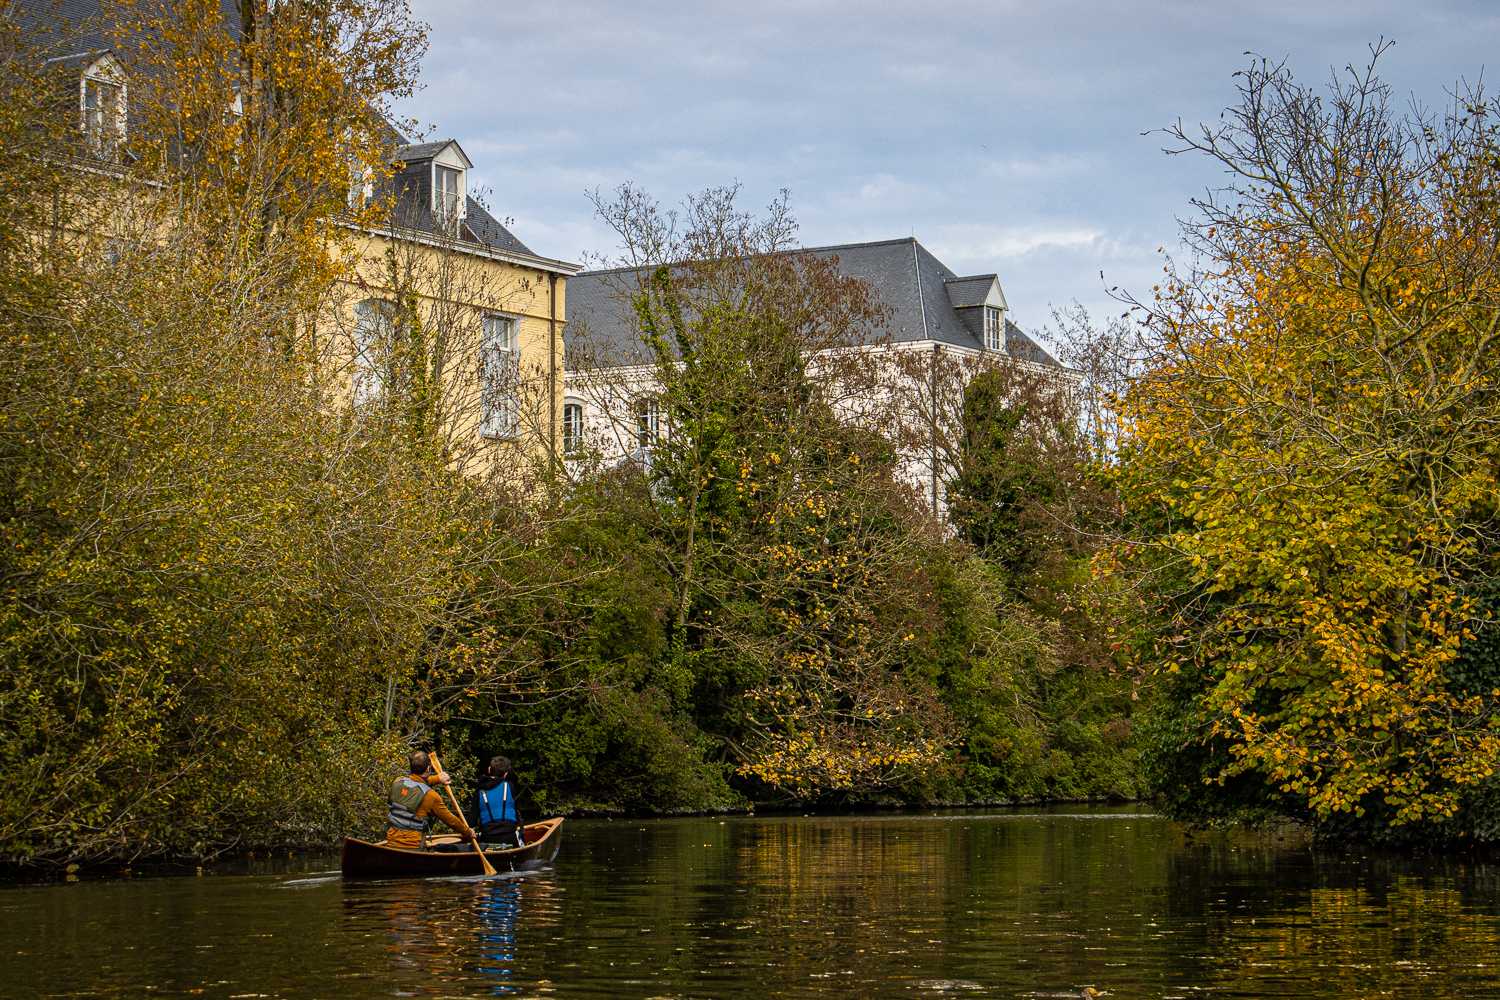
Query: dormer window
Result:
<box><xmin>943</xmin><ymin>273</ymin><xmax>1009</xmax><ymax>351</ymax></box>
<box><xmin>385</xmin><ymin>140</ymin><xmax>472</xmax><ymax>227</ymax></box>
<box><xmin>348</xmin><ymin>159</ymin><xmax>374</xmax><ymax>210</ymax></box>
<box><xmin>84</xmin><ymin>78</ymin><xmax>118</xmax><ymax>132</ymax></box>
<box><xmin>983</xmin><ymin>306</ymin><xmax>1002</xmax><ymax>351</ymax></box>
<box><xmin>435</xmin><ymin>166</ymin><xmax>461</xmax><ymax>221</ymax></box>
<box><xmin>80</xmin><ymin>55</ymin><xmax>126</xmax><ymax>154</ymax></box>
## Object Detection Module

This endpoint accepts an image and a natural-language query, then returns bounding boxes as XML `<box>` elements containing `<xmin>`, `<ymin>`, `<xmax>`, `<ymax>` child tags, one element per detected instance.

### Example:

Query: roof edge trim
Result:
<box><xmin>344</xmin><ymin>221</ymin><xmax>582</xmax><ymax>276</ymax></box>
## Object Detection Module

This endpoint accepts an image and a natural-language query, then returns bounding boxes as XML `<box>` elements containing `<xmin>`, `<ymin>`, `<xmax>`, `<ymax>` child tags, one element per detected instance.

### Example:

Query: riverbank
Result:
<box><xmin>5</xmin><ymin>795</ymin><xmax>1150</xmax><ymax>870</ymax></box>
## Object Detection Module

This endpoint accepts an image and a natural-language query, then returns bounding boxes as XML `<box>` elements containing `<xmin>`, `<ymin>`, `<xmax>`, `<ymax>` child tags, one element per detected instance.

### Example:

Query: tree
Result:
<box><xmin>564</xmin><ymin>184</ymin><xmax>980</xmax><ymax>799</ymax></box>
<box><xmin>0</xmin><ymin>0</ymin><xmax>586</xmax><ymax>863</ymax></box>
<box><xmin>947</xmin><ymin>371</ymin><xmax>1069</xmax><ymax>578</ymax></box>
<box><xmin>1121</xmin><ymin>47</ymin><xmax>1500</xmax><ymax>835</ymax></box>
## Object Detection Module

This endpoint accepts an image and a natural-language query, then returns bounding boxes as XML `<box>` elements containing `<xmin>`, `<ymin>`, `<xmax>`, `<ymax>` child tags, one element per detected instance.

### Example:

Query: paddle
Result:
<box><xmin>430</xmin><ymin>753</ymin><xmax>498</xmax><ymax>876</ymax></box>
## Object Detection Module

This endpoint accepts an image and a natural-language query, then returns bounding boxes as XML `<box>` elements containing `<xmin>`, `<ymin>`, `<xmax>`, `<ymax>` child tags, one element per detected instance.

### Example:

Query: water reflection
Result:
<box><xmin>474</xmin><ymin>881</ymin><xmax>522</xmax><ymax>992</ymax></box>
<box><xmin>9</xmin><ymin>810</ymin><xmax>1500</xmax><ymax>998</ymax></box>
<box><xmin>336</xmin><ymin>871</ymin><xmax>561</xmax><ymax>997</ymax></box>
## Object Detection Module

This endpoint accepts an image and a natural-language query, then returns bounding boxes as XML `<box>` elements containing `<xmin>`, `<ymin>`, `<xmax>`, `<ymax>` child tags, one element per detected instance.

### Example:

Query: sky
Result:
<box><xmin>400</xmin><ymin>0</ymin><xmax>1500</xmax><ymax>346</ymax></box>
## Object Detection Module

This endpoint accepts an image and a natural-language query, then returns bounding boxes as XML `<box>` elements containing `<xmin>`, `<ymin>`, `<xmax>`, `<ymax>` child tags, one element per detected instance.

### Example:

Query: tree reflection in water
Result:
<box><xmin>16</xmin><ymin>814</ymin><xmax>1500</xmax><ymax>998</ymax></box>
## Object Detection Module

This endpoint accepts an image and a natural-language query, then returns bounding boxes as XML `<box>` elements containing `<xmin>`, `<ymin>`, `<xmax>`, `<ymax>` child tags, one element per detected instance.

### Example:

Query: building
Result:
<box><xmin>22</xmin><ymin>0</ymin><xmax>579</xmax><ymax>477</ymax></box>
<box><xmin>563</xmin><ymin>237</ymin><xmax>1071</xmax><ymax>511</ymax></box>
<box><xmin>339</xmin><ymin>137</ymin><xmax>579</xmax><ymax>477</ymax></box>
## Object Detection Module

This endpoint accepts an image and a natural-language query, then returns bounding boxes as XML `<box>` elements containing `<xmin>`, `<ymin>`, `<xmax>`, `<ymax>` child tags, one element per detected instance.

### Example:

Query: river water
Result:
<box><xmin>5</xmin><ymin>805</ymin><xmax>1500</xmax><ymax>999</ymax></box>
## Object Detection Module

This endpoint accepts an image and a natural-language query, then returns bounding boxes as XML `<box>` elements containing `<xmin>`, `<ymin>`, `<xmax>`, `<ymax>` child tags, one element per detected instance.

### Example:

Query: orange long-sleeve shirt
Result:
<box><xmin>385</xmin><ymin>774</ymin><xmax>472</xmax><ymax>849</ymax></box>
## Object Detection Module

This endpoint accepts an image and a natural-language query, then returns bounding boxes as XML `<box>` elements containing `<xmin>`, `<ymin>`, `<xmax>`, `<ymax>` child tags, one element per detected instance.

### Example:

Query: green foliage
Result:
<box><xmin>946</xmin><ymin>374</ymin><xmax>1061</xmax><ymax>579</ymax></box>
<box><xmin>465</xmin><ymin>186</ymin><xmax>1143</xmax><ymax>813</ymax></box>
<box><xmin>0</xmin><ymin>3</ymin><xmax>1143</xmax><ymax>859</ymax></box>
<box><xmin>930</xmin><ymin>360</ymin><xmax>1137</xmax><ymax>806</ymax></box>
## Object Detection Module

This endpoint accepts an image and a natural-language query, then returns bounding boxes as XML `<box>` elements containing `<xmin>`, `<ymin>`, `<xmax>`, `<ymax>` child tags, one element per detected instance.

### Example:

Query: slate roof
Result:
<box><xmin>460</xmin><ymin>200</ymin><xmax>538</xmax><ymax>258</ymax></box>
<box><xmin>389</xmin><ymin>141</ymin><xmax>459</xmax><ymax>163</ymax></box>
<box><xmin>374</xmin><ymin>141</ymin><xmax>553</xmax><ymax>266</ymax></box>
<box><xmin>566</xmin><ymin>237</ymin><xmax>1061</xmax><ymax>366</ymax></box>
<box><xmin>23</xmin><ymin>0</ymin><xmax>241</xmax><ymax>55</ymax></box>
<box><xmin>42</xmin><ymin>49</ymin><xmax>107</xmax><ymax>71</ymax></box>
<box><xmin>374</xmin><ymin>190</ymin><xmax>566</xmax><ymax>270</ymax></box>
<box><xmin>943</xmin><ymin>274</ymin><xmax>1001</xmax><ymax>309</ymax></box>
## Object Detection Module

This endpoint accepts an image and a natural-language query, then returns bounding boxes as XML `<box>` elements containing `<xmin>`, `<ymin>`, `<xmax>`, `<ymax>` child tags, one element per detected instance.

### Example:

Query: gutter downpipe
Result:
<box><xmin>549</xmin><ymin>272</ymin><xmax>559</xmax><ymax>475</ymax></box>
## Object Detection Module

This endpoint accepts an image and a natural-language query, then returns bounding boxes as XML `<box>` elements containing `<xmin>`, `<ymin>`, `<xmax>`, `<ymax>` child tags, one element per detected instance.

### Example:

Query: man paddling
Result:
<box><xmin>467</xmin><ymin>755</ymin><xmax>527</xmax><ymax>848</ymax></box>
<box><xmin>386</xmin><ymin>750</ymin><xmax>476</xmax><ymax>850</ymax></box>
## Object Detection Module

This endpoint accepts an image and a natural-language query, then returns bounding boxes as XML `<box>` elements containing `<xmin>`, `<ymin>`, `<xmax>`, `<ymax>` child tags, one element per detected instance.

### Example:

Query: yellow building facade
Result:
<box><xmin>332</xmin><ymin>139</ymin><xmax>579</xmax><ymax>480</ymax></box>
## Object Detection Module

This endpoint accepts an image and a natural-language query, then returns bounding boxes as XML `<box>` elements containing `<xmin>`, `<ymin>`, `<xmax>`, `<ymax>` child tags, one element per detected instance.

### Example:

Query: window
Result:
<box><xmin>352</xmin><ymin>299</ymin><xmax>392</xmax><ymax>404</ymax></box>
<box><xmin>983</xmin><ymin>306</ymin><xmax>1002</xmax><ymax>351</ymax></box>
<box><xmin>480</xmin><ymin>315</ymin><xmax>519</xmax><ymax>438</ymax></box>
<box><xmin>348</xmin><ymin>159</ymin><xmax>373</xmax><ymax>210</ymax></box>
<box><xmin>82</xmin><ymin>75</ymin><xmax>124</xmax><ymax>153</ymax></box>
<box><xmin>635</xmin><ymin>399</ymin><xmax>665</xmax><ymax>449</ymax></box>
<box><xmin>434</xmin><ymin>166</ymin><xmax>461</xmax><ymax>222</ymax></box>
<box><xmin>563</xmin><ymin>403</ymin><xmax>584</xmax><ymax>453</ymax></box>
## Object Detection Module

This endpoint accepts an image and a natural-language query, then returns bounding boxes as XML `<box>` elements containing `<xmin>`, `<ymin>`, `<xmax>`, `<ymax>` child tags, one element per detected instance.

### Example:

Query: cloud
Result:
<box><xmin>944</xmin><ymin>226</ymin><xmax>1109</xmax><ymax>260</ymax></box>
<box><xmin>407</xmin><ymin>0</ymin><xmax>1500</xmax><ymax>323</ymax></box>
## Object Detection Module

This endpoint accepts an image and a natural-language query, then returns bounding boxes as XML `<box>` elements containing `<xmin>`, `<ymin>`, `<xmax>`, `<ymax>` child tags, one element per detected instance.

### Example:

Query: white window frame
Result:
<box><xmin>635</xmin><ymin>398</ymin><xmax>667</xmax><ymax>449</ymax></box>
<box><xmin>348</xmin><ymin>158</ymin><xmax>374</xmax><ymax>210</ymax></box>
<box><xmin>434</xmin><ymin>165</ymin><xmax>462</xmax><ymax>222</ymax></box>
<box><xmin>352</xmin><ymin>298</ymin><xmax>393</xmax><ymax>405</ymax></box>
<box><xmin>983</xmin><ymin>306</ymin><xmax>1002</xmax><ymax>351</ymax></box>
<box><xmin>80</xmin><ymin>57</ymin><xmax>127</xmax><ymax>154</ymax></box>
<box><xmin>562</xmin><ymin>401</ymin><xmax>585</xmax><ymax>453</ymax></box>
<box><xmin>480</xmin><ymin>314</ymin><xmax>520</xmax><ymax>439</ymax></box>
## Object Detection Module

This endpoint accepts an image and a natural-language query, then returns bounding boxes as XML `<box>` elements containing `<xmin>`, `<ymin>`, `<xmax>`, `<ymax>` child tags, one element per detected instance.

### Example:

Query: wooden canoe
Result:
<box><xmin>341</xmin><ymin>817</ymin><xmax>564</xmax><ymax>876</ymax></box>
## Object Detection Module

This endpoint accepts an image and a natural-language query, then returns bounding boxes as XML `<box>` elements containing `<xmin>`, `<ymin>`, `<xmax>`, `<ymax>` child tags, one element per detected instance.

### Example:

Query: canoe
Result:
<box><xmin>341</xmin><ymin>817</ymin><xmax>564</xmax><ymax>876</ymax></box>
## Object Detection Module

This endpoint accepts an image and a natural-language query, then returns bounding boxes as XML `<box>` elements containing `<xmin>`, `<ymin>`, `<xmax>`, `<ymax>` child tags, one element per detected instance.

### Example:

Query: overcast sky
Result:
<box><xmin>400</xmin><ymin>0</ymin><xmax>1500</xmax><ymax>343</ymax></box>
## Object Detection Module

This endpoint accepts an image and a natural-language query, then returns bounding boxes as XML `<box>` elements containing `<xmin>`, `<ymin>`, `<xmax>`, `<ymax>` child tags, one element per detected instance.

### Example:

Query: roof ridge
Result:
<box><xmin>576</xmin><ymin>237</ymin><xmax>932</xmax><ymax>278</ymax></box>
<box><xmin>801</xmin><ymin>236</ymin><xmax>920</xmax><ymax>253</ymax></box>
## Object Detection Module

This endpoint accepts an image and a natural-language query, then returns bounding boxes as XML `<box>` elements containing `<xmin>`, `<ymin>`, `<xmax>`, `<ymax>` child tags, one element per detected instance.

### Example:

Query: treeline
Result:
<box><xmin>22</xmin><ymin>0</ymin><xmax>1500</xmax><ymax>865</ymax></box>
<box><xmin>0</xmin><ymin>0</ymin><xmax>1135</xmax><ymax>865</ymax></box>
<box><xmin>469</xmin><ymin>187</ymin><xmax>1135</xmax><ymax>818</ymax></box>
<box><xmin>1117</xmin><ymin>49</ymin><xmax>1500</xmax><ymax>847</ymax></box>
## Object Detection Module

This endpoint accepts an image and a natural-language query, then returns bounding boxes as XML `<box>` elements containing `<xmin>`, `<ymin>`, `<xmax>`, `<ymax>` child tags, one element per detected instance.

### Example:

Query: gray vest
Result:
<box><xmin>387</xmin><ymin>776</ymin><xmax>433</xmax><ymax>832</ymax></box>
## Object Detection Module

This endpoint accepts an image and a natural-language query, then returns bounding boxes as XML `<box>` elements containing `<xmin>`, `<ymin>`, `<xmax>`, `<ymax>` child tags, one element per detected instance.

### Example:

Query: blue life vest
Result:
<box><xmin>477</xmin><ymin>780</ymin><xmax>519</xmax><ymax>825</ymax></box>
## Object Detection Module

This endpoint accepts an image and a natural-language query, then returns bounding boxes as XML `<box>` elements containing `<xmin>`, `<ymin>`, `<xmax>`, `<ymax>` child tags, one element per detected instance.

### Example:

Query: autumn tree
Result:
<box><xmin>0</xmin><ymin>0</ymin><xmax>591</xmax><ymax>863</ymax></box>
<box><xmin>1122</xmin><ymin>47</ymin><xmax>1500</xmax><ymax>839</ymax></box>
<box><xmin>559</xmin><ymin>184</ymin><xmax>980</xmax><ymax>799</ymax></box>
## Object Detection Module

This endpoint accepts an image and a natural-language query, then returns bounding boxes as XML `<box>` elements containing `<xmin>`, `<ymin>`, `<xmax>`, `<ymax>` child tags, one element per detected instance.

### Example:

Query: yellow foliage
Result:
<box><xmin>1115</xmin><ymin>54</ymin><xmax>1500</xmax><ymax>826</ymax></box>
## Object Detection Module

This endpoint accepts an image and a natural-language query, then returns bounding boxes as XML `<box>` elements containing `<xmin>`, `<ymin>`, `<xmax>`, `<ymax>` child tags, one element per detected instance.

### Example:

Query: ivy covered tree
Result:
<box><xmin>946</xmin><ymin>372</ymin><xmax>1065</xmax><ymax>581</ymax></box>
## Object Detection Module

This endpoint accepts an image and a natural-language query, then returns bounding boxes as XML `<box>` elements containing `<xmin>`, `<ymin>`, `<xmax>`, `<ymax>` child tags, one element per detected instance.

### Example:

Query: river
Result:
<box><xmin>4</xmin><ymin>805</ymin><xmax>1500</xmax><ymax>998</ymax></box>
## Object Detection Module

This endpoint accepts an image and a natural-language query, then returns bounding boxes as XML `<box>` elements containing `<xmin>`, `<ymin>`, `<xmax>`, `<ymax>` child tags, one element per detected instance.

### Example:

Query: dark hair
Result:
<box><xmin>488</xmin><ymin>756</ymin><xmax>511</xmax><ymax>777</ymax></box>
<box><xmin>409</xmin><ymin>750</ymin><xmax>431</xmax><ymax>775</ymax></box>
